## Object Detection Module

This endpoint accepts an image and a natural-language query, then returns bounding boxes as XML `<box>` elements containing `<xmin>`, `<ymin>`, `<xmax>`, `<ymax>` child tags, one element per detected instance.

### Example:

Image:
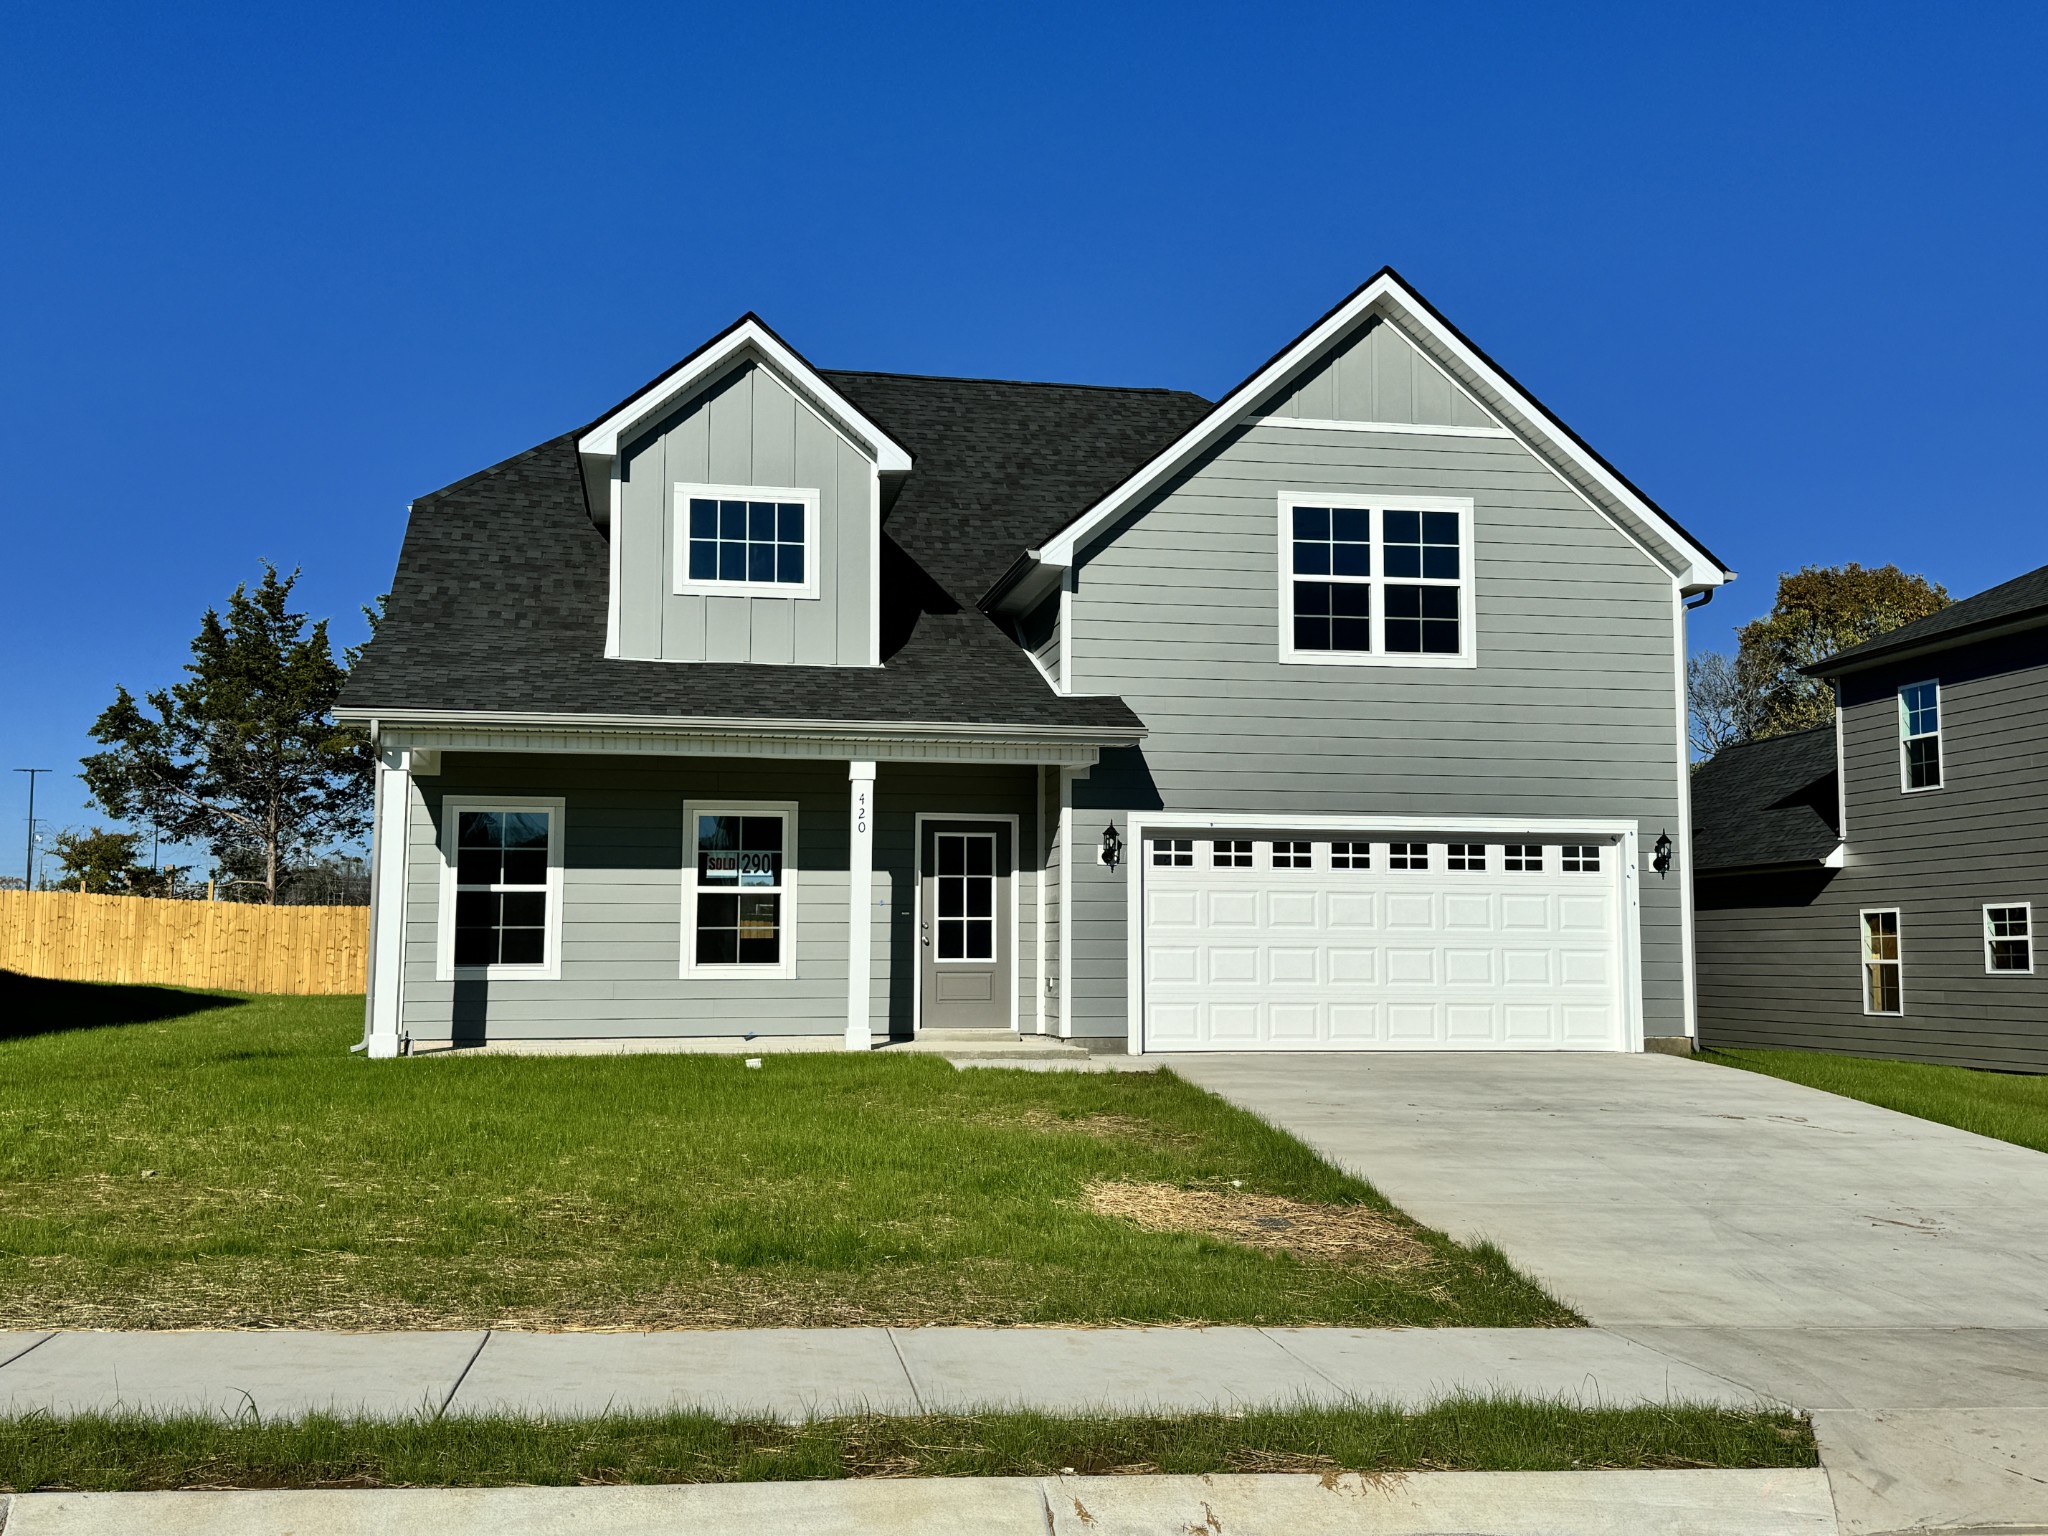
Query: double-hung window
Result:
<box><xmin>683</xmin><ymin>803</ymin><xmax>797</xmax><ymax>977</ymax></box>
<box><xmin>1985</xmin><ymin>904</ymin><xmax>2033</xmax><ymax>974</ymax></box>
<box><xmin>1281</xmin><ymin>494</ymin><xmax>1473</xmax><ymax>666</ymax></box>
<box><xmin>1861</xmin><ymin>909</ymin><xmax>1902</xmax><ymax>1014</ymax></box>
<box><xmin>441</xmin><ymin>798</ymin><xmax>564</xmax><ymax>979</ymax></box>
<box><xmin>673</xmin><ymin>484</ymin><xmax>820</xmax><ymax>599</ymax></box>
<box><xmin>1899</xmin><ymin>681</ymin><xmax>1942</xmax><ymax>791</ymax></box>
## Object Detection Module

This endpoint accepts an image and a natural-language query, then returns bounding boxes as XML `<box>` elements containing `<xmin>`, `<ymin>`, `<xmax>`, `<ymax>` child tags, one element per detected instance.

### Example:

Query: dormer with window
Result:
<box><xmin>576</xmin><ymin>317</ymin><xmax>912</xmax><ymax>667</ymax></box>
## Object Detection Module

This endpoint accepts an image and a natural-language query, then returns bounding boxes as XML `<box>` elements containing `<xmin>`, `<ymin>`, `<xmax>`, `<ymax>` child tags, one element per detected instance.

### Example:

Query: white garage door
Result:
<box><xmin>1142</xmin><ymin>834</ymin><xmax>1628</xmax><ymax>1051</ymax></box>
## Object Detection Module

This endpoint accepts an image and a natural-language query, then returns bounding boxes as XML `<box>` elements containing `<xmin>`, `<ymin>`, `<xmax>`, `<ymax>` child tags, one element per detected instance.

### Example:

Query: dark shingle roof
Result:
<box><xmin>1813</xmin><ymin>562</ymin><xmax>2048</xmax><ymax>674</ymax></box>
<box><xmin>1690</xmin><ymin>726</ymin><xmax>1841</xmax><ymax>873</ymax></box>
<box><xmin>823</xmin><ymin>371</ymin><xmax>1212</xmax><ymax>605</ymax></box>
<box><xmin>339</xmin><ymin>370</ymin><xmax>1214</xmax><ymax>730</ymax></box>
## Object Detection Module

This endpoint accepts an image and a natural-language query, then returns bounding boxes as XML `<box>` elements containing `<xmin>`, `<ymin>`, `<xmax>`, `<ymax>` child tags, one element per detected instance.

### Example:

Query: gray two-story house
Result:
<box><xmin>337</xmin><ymin>269</ymin><xmax>1730</xmax><ymax>1058</ymax></box>
<box><xmin>1692</xmin><ymin>563</ymin><xmax>2048</xmax><ymax>1071</ymax></box>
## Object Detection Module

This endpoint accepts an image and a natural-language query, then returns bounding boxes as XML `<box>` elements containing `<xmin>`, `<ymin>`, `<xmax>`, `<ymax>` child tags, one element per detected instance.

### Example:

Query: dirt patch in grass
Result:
<box><xmin>1086</xmin><ymin>1180</ymin><xmax>1434</xmax><ymax>1270</ymax></box>
<box><xmin>1009</xmin><ymin>1108</ymin><xmax>1203</xmax><ymax>1149</ymax></box>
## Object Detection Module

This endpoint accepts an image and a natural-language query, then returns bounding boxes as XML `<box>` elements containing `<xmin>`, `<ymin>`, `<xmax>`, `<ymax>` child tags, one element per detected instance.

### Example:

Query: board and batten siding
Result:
<box><xmin>1697</xmin><ymin>633</ymin><xmax>2048</xmax><ymax>1071</ymax></box>
<box><xmin>1063</xmin><ymin>410</ymin><xmax>1689</xmax><ymax>1041</ymax></box>
<box><xmin>614</xmin><ymin>360</ymin><xmax>875</xmax><ymax>666</ymax></box>
<box><xmin>1264</xmin><ymin>314</ymin><xmax>1500</xmax><ymax>429</ymax></box>
<box><xmin>396</xmin><ymin>753</ymin><xmax>1038</xmax><ymax>1043</ymax></box>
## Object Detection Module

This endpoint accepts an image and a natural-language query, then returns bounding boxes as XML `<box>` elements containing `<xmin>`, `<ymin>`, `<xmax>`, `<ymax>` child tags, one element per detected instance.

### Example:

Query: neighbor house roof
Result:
<box><xmin>338</xmin><ymin>367</ymin><xmax>1215</xmax><ymax>734</ymax></box>
<box><xmin>1690</xmin><ymin>726</ymin><xmax>1841</xmax><ymax>873</ymax></box>
<box><xmin>1809</xmin><ymin>561</ymin><xmax>2048</xmax><ymax>676</ymax></box>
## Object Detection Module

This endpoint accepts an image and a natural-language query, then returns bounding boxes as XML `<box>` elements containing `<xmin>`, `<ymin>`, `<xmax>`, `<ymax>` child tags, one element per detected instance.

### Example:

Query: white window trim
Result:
<box><xmin>1983</xmin><ymin>902</ymin><xmax>2034</xmax><ymax>976</ymax></box>
<box><xmin>1897</xmin><ymin>679</ymin><xmax>1944</xmax><ymax>794</ymax></box>
<box><xmin>1275</xmin><ymin>492</ymin><xmax>1476</xmax><ymax>669</ymax></box>
<box><xmin>1860</xmin><ymin>907</ymin><xmax>1903</xmax><ymax>1015</ymax></box>
<box><xmin>437</xmin><ymin>796</ymin><xmax>566</xmax><ymax>982</ymax></box>
<box><xmin>672</xmin><ymin>483</ymin><xmax>823</xmax><ymax>600</ymax></box>
<box><xmin>681</xmin><ymin>800</ymin><xmax>800</xmax><ymax>980</ymax></box>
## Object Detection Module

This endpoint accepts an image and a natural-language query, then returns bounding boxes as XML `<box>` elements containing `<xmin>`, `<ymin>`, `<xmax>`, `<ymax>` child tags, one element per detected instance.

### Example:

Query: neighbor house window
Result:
<box><xmin>1272</xmin><ymin>841</ymin><xmax>1312</xmax><ymax>869</ymax></box>
<box><xmin>1561</xmin><ymin>845</ymin><xmax>1601</xmax><ymax>873</ymax></box>
<box><xmin>1151</xmin><ymin>838</ymin><xmax>1193</xmax><ymax>867</ymax></box>
<box><xmin>441</xmin><ymin>798</ymin><xmax>564</xmax><ymax>979</ymax></box>
<box><xmin>1985</xmin><ymin>904</ymin><xmax>2033</xmax><ymax>974</ymax></box>
<box><xmin>1446</xmin><ymin>842</ymin><xmax>1486</xmax><ymax>871</ymax></box>
<box><xmin>673</xmin><ymin>484</ymin><xmax>820</xmax><ymax>598</ymax></box>
<box><xmin>1899</xmin><ymin>681</ymin><xmax>1942</xmax><ymax>791</ymax></box>
<box><xmin>1282</xmin><ymin>495</ymin><xmax>1473</xmax><ymax>666</ymax></box>
<box><xmin>1862</xmin><ymin>909</ymin><xmax>1902</xmax><ymax>1014</ymax></box>
<box><xmin>1212</xmin><ymin>840</ymin><xmax>1253</xmax><ymax>868</ymax></box>
<box><xmin>683</xmin><ymin>803</ymin><xmax>797</xmax><ymax>977</ymax></box>
<box><xmin>1389</xmin><ymin>842</ymin><xmax>1429</xmax><ymax>870</ymax></box>
<box><xmin>1503</xmin><ymin>844</ymin><xmax>1542</xmax><ymax>872</ymax></box>
<box><xmin>1330</xmin><ymin>841</ymin><xmax>1371</xmax><ymax>869</ymax></box>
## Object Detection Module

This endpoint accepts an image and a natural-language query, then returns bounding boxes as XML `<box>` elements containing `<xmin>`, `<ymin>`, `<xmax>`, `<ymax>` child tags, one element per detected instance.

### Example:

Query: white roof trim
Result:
<box><xmin>576</xmin><ymin>317</ymin><xmax>914</xmax><ymax>474</ymax></box>
<box><xmin>1031</xmin><ymin>272</ymin><xmax>1728</xmax><ymax>589</ymax></box>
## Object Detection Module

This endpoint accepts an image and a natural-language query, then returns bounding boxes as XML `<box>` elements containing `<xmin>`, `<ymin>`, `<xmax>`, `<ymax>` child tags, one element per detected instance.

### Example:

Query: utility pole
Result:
<box><xmin>14</xmin><ymin>768</ymin><xmax>51</xmax><ymax>891</ymax></box>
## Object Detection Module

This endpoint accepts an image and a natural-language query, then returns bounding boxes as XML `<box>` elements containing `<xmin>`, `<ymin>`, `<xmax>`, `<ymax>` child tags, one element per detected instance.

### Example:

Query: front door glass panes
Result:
<box><xmin>1862</xmin><ymin>910</ymin><xmax>1902</xmax><ymax>1014</ymax></box>
<box><xmin>935</xmin><ymin>833</ymin><xmax>995</xmax><ymax>960</ymax></box>
<box><xmin>454</xmin><ymin>809</ymin><xmax>551</xmax><ymax>967</ymax></box>
<box><xmin>687</xmin><ymin>497</ymin><xmax>806</xmax><ymax>585</ymax></box>
<box><xmin>696</xmin><ymin>813</ymin><xmax>784</xmax><ymax>964</ymax></box>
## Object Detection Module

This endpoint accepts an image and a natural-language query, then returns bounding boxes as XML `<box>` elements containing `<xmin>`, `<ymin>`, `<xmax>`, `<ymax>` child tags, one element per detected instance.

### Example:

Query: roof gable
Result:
<box><xmin>1027</xmin><ymin>268</ymin><xmax>1732</xmax><ymax>592</ymax></box>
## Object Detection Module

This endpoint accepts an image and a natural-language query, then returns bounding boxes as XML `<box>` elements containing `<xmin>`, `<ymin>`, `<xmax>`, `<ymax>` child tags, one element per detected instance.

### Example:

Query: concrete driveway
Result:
<box><xmin>1168</xmin><ymin>1051</ymin><xmax>2048</xmax><ymax>1532</ymax></box>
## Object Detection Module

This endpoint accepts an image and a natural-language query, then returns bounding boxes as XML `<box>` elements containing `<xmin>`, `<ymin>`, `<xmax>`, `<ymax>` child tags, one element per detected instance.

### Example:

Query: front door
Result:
<box><xmin>919</xmin><ymin>821</ymin><xmax>1013</xmax><ymax>1030</ymax></box>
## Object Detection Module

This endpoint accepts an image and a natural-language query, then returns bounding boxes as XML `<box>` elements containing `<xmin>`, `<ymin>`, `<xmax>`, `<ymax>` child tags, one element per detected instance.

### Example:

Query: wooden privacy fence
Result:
<box><xmin>0</xmin><ymin>890</ymin><xmax>369</xmax><ymax>995</ymax></box>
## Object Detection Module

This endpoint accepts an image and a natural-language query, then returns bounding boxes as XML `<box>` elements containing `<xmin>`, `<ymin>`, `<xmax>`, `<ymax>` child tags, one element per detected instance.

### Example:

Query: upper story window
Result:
<box><xmin>1899</xmin><ymin>681</ymin><xmax>1942</xmax><ymax>791</ymax></box>
<box><xmin>673</xmin><ymin>484</ymin><xmax>821</xmax><ymax>599</ymax></box>
<box><xmin>1281</xmin><ymin>495</ymin><xmax>1474</xmax><ymax>667</ymax></box>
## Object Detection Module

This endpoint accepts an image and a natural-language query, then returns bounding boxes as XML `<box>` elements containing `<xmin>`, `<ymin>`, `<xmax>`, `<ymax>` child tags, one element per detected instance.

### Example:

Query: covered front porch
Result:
<box><xmin>358</xmin><ymin>717</ymin><xmax>1117</xmax><ymax>1058</ymax></box>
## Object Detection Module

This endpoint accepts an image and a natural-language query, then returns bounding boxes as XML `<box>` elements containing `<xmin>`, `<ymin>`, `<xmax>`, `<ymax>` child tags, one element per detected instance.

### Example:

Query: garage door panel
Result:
<box><xmin>1143</xmin><ymin>833</ymin><xmax>1628</xmax><ymax>1053</ymax></box>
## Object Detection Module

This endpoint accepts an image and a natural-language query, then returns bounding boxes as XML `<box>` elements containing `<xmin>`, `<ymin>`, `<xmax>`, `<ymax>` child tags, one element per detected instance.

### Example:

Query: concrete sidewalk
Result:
<box><xmin>0</xmin><ymin>1470</ymin><xmax>1841</xmax><ymax>1535</ymax></box>
<box><xmin>0</xmin><ymin>1324</ymin><xmax>1760</xmax><ymax>1420</ymax></box>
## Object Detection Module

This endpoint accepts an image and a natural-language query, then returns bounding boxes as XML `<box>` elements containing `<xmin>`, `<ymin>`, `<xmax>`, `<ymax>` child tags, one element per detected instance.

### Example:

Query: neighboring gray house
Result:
<box><xmin>337</xmin><ymin>269</ymin><xmax>1730</xmax><ymax>1058</ymax></box>
<box><xmin>1693</xmin><ymin>563</ymin><xmax>2048</xmax><ymax>1071</ymax></box>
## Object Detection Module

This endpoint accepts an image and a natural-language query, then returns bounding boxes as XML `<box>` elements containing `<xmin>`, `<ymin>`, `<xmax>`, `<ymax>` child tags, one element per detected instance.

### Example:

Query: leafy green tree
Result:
<box><xmin>82</xmin><ymin>565</ymin><xmax>371</xmax><ymax>905</ymax></box>
<box><xmin>1691</xmin><ymin>563</ymin><xmax>1949</xmax><ymax>749</ymax></box>
<box><xmin>49</xmin><ymin>828</ymin><xmax>148</xmax><ymax>894</ymax></box>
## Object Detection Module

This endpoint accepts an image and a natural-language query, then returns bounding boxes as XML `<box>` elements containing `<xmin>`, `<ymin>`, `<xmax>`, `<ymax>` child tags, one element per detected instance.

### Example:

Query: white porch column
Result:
<box><xmin>845</xmin><ymin>759</ymin><xmax>877</xmax><ymax>1050</ymax></box>
<box><xmin>364</xmin><ymin>743</ymin><xmax>411</xmax><ymax>1059</ymax></box>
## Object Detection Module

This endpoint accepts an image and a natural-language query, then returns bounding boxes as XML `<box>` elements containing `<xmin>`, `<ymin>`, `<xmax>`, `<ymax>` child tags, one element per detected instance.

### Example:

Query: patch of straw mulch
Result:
<box><xmin>1085</xmin><ymin>1180</ymin><xmax>1433</xmax><ymax>1271</ymax></box>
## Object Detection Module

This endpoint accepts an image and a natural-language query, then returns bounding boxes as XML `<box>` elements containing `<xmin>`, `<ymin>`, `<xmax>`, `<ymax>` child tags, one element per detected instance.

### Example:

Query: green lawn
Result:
<box><xmin>1702</xmin><ymin>1045</ymin><xmax>2048</xmax><ymax>1154</ymax></box>
<box><xmin>0</xmin><ymin>1403</ymin><xmax>1815</xmax><ymax>1490</ymax></box>
<box><xmin>0</xmin><ymin>975</ymin><xmax>1573</xmax><ymax>1330</ymax></box>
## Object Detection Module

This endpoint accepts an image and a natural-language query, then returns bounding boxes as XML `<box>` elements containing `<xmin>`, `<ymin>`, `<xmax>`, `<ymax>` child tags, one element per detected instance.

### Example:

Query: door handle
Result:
<box><xmin>921</xmin><ymin>920</ymin><xmax>930</xmax><ymax>947</ymax></box>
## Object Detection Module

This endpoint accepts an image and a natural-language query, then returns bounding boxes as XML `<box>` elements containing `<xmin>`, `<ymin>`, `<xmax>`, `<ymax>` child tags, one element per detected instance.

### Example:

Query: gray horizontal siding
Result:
<box><xmin>1697</xmin><ymin>633</ymin><xmax>2048</xmax><ymax>1071</ymax></box>
<box><xmin>397</xmin><ymin>753</ymin><xmax>1038</xmax><ymax>1043</ymax></box>
<box><xmin>1065</xmin><ymin>415</ymin><xmax>1687</xmax><ymax>1041</ymax></box>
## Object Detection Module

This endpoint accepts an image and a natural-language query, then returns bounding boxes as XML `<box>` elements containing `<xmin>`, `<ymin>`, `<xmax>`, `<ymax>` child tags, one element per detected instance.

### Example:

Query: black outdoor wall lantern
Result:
<box><xmin>1653</xmin><ymin>830</ymin><xmax>1674</xmax><ymax>876</ymax></box>
<box><xmin>1100</xmin><ymin>823</ymin><xmax>1124</xmax><ymax>871</ymax></box>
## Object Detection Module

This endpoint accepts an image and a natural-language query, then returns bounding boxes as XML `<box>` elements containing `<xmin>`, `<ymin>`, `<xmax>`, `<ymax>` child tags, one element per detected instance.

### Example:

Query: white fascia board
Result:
<box><xmin>576</xmin><ymin>319</ymin><xmax>913</xmax><ymax>474</ymax></box>
<box><xmin>1031</xmin><ymin>273</ymin><xmax>1729</xmax><ymax>590</ymax></box>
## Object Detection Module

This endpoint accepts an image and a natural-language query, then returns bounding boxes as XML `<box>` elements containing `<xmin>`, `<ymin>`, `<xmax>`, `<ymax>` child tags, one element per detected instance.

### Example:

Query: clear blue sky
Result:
<box><xmin>4</xmin><ymin>2</ymin><xmax>2044</xmax><ymax>872</ymax></box>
